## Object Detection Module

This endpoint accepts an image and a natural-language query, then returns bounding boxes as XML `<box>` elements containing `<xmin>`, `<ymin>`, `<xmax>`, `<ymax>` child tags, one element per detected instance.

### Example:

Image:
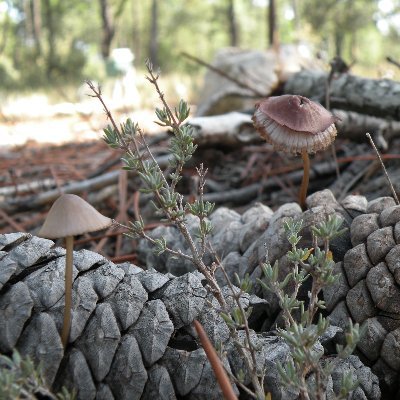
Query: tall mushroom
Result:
<box><xmin>38</xmin><ymin>194</ymin><xmax>112</xmax><ymax>348</ymax></box>
<box><xmin>252</xmin><ymin>95</ymin><xmax>337</xmax><ymax>209</ymax></box>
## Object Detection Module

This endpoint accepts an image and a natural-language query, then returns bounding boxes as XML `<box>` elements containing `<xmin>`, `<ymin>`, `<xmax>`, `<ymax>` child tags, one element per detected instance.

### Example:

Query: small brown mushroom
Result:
<box><xmin>252</xmin><ymin>95</ymin><xmax>337</xmax><ymax>209</ymax></box>
<box><xmin>39</xmin><ymin>194</ymin><xmax>112</xmax><ymax>348</ymax></box>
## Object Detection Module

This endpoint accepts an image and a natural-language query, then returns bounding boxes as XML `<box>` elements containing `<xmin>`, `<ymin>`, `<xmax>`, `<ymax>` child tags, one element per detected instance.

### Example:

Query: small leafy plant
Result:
<box><xmin>89</xmin><ymin>63</ymin><xmax>360</xmax><ymax>400</ymax></box>
<box><xmin>259</xmin><ymin>215</ymin><xmax>360</xmax><ymax>400</ymax></box>
<box><xmin>0</xmin><ymin>350</ymin><xmax>75</xmax><ymax>400</ymax></box>
<box><xmin>89</xmin><ymin>61</ymin><xmax>266</xmax><ymax>399</ymax></box>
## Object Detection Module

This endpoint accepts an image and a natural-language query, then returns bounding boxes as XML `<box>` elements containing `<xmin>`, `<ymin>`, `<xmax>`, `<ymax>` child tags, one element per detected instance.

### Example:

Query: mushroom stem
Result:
<box><xmin>61</xmin><ymin>235</ymin><xmax>74</xmax><ymax>348</ymax></box>
<box><xmin>299</xmin><ymin>149</ymin><xmax>310</xmax><ymax>210</ymax></box>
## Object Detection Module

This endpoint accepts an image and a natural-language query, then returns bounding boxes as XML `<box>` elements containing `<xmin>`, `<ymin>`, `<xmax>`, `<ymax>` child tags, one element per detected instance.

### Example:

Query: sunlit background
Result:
<box><xmin>0</xmin><ymin>0</ymin><xmax>400</xmax><ymax>144</ymax></box>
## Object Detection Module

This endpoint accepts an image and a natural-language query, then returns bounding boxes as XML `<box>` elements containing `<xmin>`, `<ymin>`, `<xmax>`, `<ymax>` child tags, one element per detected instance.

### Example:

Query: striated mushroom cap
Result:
<box><xmin>39</xmin><ymin>194</ymin><xmax>112</xmax><ymax>239</ymax></box>
<box><xmin>252</xmin><ymin>95</ymin><xmax>337</xmax><ymax>154</ymax></box>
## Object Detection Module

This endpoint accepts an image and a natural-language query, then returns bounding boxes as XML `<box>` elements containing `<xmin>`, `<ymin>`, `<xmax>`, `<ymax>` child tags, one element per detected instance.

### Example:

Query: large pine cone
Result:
<box><xmin>0</xmin><ymin>191</ymin><xmax>382</xmax><ymax>400</ymax></box>
<box><xmin>324</xmin><ymin>195</ymin><xmax>400</xmax><ymax>398</ymax></box>
<box><xmin>0</xmin><ymin>233</ymin><xmax>225</xmax><ymax>399</ymax></box>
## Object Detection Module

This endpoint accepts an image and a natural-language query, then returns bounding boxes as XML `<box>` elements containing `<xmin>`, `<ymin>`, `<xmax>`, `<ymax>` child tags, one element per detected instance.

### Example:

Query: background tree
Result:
<box><xmin>299</xmin><ymin>0</ymin><xmax>379</xmax><ymax>60</ymax></box>
<box><xmin>99</xmin><ymin>0</ymin><xmax>128</xmax><ymax>59</ymax></box>
<box><xmin>149</xmin><ymin>0</ymin><xmax>159</xmax><ymax>67</ymax></box>
<box><xmin>0</xmin><ymin>0</ymin><xmax>399</xmax><ymax>91</ymax></box>
<box><xmin>99</xmin><ymin>0</ymin><xmax>115</xmax><ymax>59</ymax></box>
<box><xmin>227</xmin><ymin>0</ymin><xmax>239</xmax><ymax>47</ymax></box>
<box><xmin>268</xmin><ymin>0</ymin><xmax>278</xmax><ymax>49</ymax></box>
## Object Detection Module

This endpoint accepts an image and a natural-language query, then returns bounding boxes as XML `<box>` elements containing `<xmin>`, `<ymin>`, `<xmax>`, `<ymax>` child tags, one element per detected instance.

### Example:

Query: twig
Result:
<box><xmin>145</xmin><ymin>60</ymin><xmax>179</xmax><ymax>129</ymax></box>
<box><xmin>86</xmin><ymin>80</ymin><xmax>128</xmax><ymax>148</ymax></box>
<box><xmin>0</xmin><ymin>209</ymin><xmax>25</xmax><ymax>232</ymax></box>
<box><xmin>336</xmin><ymin>163</ymin><xmax>370</xmax><ymax>202</ymax></box>
<box><xmin>386</xmin><ymin>56</ymin><xmax>400</xmax><ymax>70</ymax></box>
<box><xmin>210</xmin><ymin>247</ymin><xmax>265</xmax><ymax>398</ymax></box>
<box><xmin>196</xmin><ymin>163</ymin><xmax>208</xmax><ymax>258</ymax></box>
<box><xmin>193</xmin><ymin>320</ymin><xmax>238</xmax><ymax>400</ymax></box>
<box><xmin>0</xmin><ymin>155</ymin><xmax>171</xmax><ymax>212</ymax></box>
<box><xmin>181</xmin><ymin>51</ymin><xmax>267</xmax><ymax>97</ymax></box>
<box><xmin>110</xmin><ymin>254</ymin><xmax>138</xmax><ymax>263</ymax></box>
<box><xmin>366</xmin><ymin>132</ymin><xmax>399</xmax><ymax>204</ymax></box>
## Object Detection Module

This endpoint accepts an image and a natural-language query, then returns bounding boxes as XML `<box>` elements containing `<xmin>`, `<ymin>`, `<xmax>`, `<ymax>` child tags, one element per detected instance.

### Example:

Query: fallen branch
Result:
<box><xmin>182</xmin><ymin>51</ymin><xmax>267</xmax><ymax>98</ymax></box>
<box><xmin>0</xmin><ymin>179</ymin><xmax>56</xmax><ymax>197</ymax></box>
<box><xmin>189</xmin><ymin>110</ymin><xmax>400</xmax><ymax>148</ymax></box>
<box><xmin>285</xmin><ymin>70</ymin><xmax>400</xmax><ymax>120</ymax></box>
<box><xmin>386</xmin><ymin>56</ymin><xmax>400</xmax><ymax>70</ymax></box>
<box><xmin>0</xmin><ymin>155</ymin><xmax>170</xmax><ymax>213</ymax></box>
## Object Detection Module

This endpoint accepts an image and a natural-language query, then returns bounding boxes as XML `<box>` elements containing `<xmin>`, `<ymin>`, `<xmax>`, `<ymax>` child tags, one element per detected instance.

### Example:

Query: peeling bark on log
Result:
<box><xmin>284</xmin><ymin>70</ymin><xmax>400</xmax><ymax>121</ymax></box>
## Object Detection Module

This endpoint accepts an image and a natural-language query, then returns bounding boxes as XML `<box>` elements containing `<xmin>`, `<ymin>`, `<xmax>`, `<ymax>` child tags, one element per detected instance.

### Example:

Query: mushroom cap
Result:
<box><xmin>252</xmin><ymin>95</ymin><xmax>337</xmax><ymax>154</ymax></box>
<box><xmin>39</xmin><ymin>194</ymin><xmax>113</xmax><ymax>239</ymax></box>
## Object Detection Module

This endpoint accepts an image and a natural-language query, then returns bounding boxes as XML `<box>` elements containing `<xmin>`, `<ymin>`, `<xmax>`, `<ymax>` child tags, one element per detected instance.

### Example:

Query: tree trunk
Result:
<box><xmin>227</xmin><ymin>0</ymin><xmax>239</xmax><ymax>47</ymax></box>
<box><xmin>0</xmin><ymin>13</ymin><xmax>10</xmax><ymax>54</ymax></box>
<box><xmin>149</xmin><ymin>0</ymin><xmax>159</xmax><ymax>67</ymax></box>
<box><xmin>31</xmin><ymin>0</ymin><xmax>42</xmax><ymax>55</ymax></box>
<box><xmin>43</xmin><ymin>0</ymin><xmax>57</xmax><ymax>78</ymax></box>
<box><xmin>24</xmin><ymin>0</ymin><xmax>33</xmax><ymax>43</ymax></box>
<box><xmin>268</xmin><ymin>0</ymin><xmax>279</xmax><ymax>49</ymax></box>
<box><xmin>99</xmin><ymin>0</ymin><xmax>115</xmax><ymax>59</ymax></box>
<box><xmin>284</xmin><ymin>70</ymin><xmax>400</xmax><ymax>121</ymax></box>
<box><xmin>132</xmin><ymin>1</ymin><xmax>141</xmax><ymax>63</ymax></box>
<box><xmin>291</xmin><ymin>0</ymin><xmax>300</xmax><ymax>43</ymax></box>
<box><xmin>334</xmin><ymin>29</ymin><xmax>344</xmax><ymax>57</ymax></box>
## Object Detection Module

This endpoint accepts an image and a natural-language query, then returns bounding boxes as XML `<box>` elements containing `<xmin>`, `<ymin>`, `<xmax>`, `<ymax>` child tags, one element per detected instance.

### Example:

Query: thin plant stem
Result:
<box><xmin>86</xmin><ymin>81</ymin><xmax>128</xmax><ymax>148</ymax></box>
<box><xmin>61</xmin><ymin>235</ymin><xmax>74</xmax><ymax>348</ymax></box>
<box><xmin>144</xmin><ymin>66</ymin><xmax>187</xmax><ymax>192</ymax></box>
<box><xmin>366</xmin><ymin>132</ymin><xmax>400</xmax><ymax>204</ymax></box>
<box><xmin>215</xmin><ymin>254</ymin><xmax>265</xmax><ymax>399</ymax></box>
<box><xmin>226</xmin><ymin>366</ymin><xmax>265</xmax><ymax>398</ymax></box>
<box><xmin>145</xmin><ymin>60</ymin><xmax>179</xmax><ymax>129</ymax></box>
<box><xmin>90</xmin><ymin>65</ymin><xmax>270</xmax><ymax>398</ymax></box>
<box><xmin>299</xmin><ymin>149</ymin><xmax>310</xmax><ymax>210</ymax></box>
<box><xmin>196</xmin><ymin>164</ymin><xmax>209</xmax><ymax>259</ymax></box>
<box><xmin>137</xmin><ymin>127</ymin><xmax>170</xmax><ymax>190</ymax></box>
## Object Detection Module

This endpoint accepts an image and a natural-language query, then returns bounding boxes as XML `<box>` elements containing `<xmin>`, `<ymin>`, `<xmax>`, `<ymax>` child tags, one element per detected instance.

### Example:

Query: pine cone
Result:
<box><xmin>324</xmin><ymin>195</ymin><xmax>400</xmax><ymax>398</ymax></box>
<box><xmin>0</xmin><ymin>191</ymin><xmax>382</xmax><ymax>399</ymax></box>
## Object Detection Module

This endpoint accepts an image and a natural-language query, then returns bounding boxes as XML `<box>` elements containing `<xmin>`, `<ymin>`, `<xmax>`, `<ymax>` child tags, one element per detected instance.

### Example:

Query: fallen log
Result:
<box><xmin>188</xmin><ymin>112</ymin><xmax>256</xmax><ymax>147</ymax></box>
<box><xmin>189</xmin><ymin>110</ymin><xmax>400</xmax><ymax>148</ymax></box>
<box><xmin>284</xmin><ymin>70</ymin><xmax>400</xmax><ymax>121</ymax></box>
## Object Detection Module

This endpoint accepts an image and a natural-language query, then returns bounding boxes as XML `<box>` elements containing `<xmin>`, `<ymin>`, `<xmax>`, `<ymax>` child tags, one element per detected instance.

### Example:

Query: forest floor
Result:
<box><xmin>2</xmin><ymin>94</ymin><xmax>400</xmax><ymax>266</ymax></box>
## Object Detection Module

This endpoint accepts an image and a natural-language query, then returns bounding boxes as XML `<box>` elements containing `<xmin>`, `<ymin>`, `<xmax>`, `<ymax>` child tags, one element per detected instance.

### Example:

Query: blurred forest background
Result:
<box><xmin>1</xmin><ymin>0</ymin><xmax>400</xmax><ymax>99</ymax></box>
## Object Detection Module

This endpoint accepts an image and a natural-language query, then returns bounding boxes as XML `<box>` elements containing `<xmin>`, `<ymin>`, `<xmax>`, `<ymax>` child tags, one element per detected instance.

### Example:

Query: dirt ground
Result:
<box><xmin>0</xmin><ymin>98</ymin><xmax>162</xmax><ymax>149</ymax></box>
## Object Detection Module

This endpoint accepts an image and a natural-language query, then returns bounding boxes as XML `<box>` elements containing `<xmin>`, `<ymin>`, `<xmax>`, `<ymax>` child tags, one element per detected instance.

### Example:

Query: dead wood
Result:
<box><xmin>189</xmin><ymin>112</ymin><xmax>257</xmax><ymax>147</ymax></box>
<box><xmin>201</xmin><ymin>158</ymin><xmax>339</xmax><ymax>205</ymax></box>
<box><xmin>387</xmin><ymin>56</ymin><xmax>400</xmax><ymax>70</ymax></box>
<box><xmin>328</xmin><ymin>159</ymin><xmax>371</xmax><ymax>200</ymax></box>
<box><xmin>0</xmin><ymin>155</ymin><xmax>170</xmax><ymax>213</ymax></box>
<box><xmin>334</xmin><ymin>109</ymin><xmax>400</xmax><ymax>145</ymax></box>
<box><xmin>188</xmin><ymin>109</ymin><xmax>400</xmax><ymax>149</ymax></box>
<box><xmin>182</xmin><ymin>51</ymin><xmax>267</xmax><ymax>97</ymax></box>
<box><xmin>0</xmin><ymin>179</ymin><xmax>56</xmax><ymax>198</ymax></box>
<box><xmin>284</xmin><ymin>70</ymin><xmax>400</xmax><ymax>121</ymax></box>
